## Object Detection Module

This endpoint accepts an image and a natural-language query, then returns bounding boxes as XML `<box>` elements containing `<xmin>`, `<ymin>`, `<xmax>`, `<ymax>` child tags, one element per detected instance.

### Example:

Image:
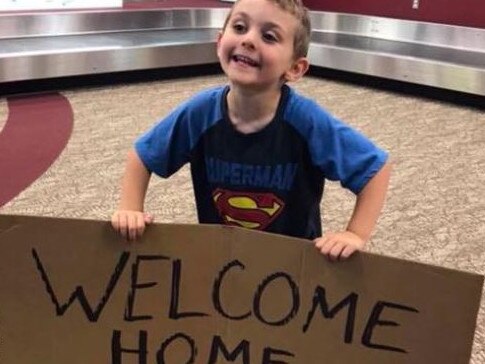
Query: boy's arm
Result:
<box><xmin>347</xmin><ymin>160</ymin><xmax>392</xmax><ymax>242</ymax></box>
<box><xmin>315</xmin><ymin>161</ymin><xmax>392</xmax><ymax>260</ymax></box>
<box><xmin>111</xmin><ymin>148</ymin><xmax>153</xmax><ymax>241</ymax></box>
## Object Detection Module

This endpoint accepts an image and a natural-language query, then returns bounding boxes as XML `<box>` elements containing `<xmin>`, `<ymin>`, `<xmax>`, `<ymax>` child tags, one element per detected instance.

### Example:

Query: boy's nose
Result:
<box><xmin>242</xmin><ymin>39</ymin><xmax>255</xmax><ymax>50</ymax></box>
<box><xmin>241</xmin><ymin>31</ymin><xmax>257</xmax><ymax>50</ymax></box>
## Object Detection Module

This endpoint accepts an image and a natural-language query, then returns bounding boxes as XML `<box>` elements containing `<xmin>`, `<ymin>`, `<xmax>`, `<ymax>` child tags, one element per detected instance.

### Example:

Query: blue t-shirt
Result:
<box><xmin>136</xmin><ymin>85</ymin><xmax>388</xmax><ymax>239</ymax></box>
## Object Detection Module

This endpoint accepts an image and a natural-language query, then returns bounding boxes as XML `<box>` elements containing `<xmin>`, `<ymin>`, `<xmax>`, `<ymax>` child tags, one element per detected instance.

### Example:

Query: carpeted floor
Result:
<box><xmin>1</xmin><ymin>74</ymin><xmax>484</xmax><ymax>362</ymax></box>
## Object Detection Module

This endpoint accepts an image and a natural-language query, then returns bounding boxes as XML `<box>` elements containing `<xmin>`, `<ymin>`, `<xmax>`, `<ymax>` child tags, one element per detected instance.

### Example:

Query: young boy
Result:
<box><xmin>111</xmin><ymin>0</ymin><xmax>391</xmax><ymax>261</ymax></box>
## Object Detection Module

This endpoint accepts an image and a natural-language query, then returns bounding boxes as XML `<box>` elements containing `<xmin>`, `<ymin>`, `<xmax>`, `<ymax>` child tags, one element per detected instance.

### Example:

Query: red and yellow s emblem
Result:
<box><xmin>212</xmin><ymin>188</ymin><xmax>284</xmax><ymax>230</ymax></box>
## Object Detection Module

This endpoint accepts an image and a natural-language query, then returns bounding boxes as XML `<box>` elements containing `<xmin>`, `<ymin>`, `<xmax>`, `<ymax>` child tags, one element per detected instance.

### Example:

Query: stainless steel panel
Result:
<box><xmin>0</xmin><ymin>42</ymin><xmax>218</xmax><ymax>83</ymax></box>
<box><xmin>311</xmin><ymin>32</ymin><xmax>485</xmax><ymax>68</ymax></box>
<box><xmin>0</xmin><ymin>29</ymin><xmax>219</xmax><ymax>56</ymax></box>
<box><xmin>308</xmin><ymin>44</ymin><xmax>485</xmax><ymax>95</ymax></box>
<box><xmin>310</xmin><ymin>12</ymin><xmax>485</xmax><ymax>52</ymax></box>
<box><xmin>0</xmin><ymin>8</ymin><xmax>484</xmax><ymax>96</ymax></box>
<box><xmin>0</xmin><ymin>8</ymin><xmax>229</xmax><ymax>39</ymax></box>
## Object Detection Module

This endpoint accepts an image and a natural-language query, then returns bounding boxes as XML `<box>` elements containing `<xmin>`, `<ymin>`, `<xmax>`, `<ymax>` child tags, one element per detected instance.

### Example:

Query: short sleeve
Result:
<box><xmin>285</xmin><ymin>91</ymin><xmax>388</xmax><ymax>194</ymax></box>
<box><xmin>135</xmin><ymin>87</ymin><xmax>225</xmax><ymax>177</ymax></box>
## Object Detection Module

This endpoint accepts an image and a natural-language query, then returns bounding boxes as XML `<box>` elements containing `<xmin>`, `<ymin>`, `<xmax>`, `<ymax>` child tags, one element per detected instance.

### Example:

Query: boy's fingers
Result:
<box><xmin>341</xmin><ymin>245</ymin><xmax>357</xmax><ymax>259</ymax></box>
<box><xmin>328</xmin><ymin>242</ymin><xmax>345</xmax><ymax>261</ymax></box>
<box><xmin>313</xmin><ymin>238</ymin><xmax>322</xmax><ymax>249</ymax></box>
<box><xmin>131</xmin><ymin>213</ymin><xmax>145</xmax><ymax>242</ymax></box>
<box><xmin>125</xmin><ymin>214</ymin><xmax>134</xmax><ymax>241</ymax></box>
<box><xmin>318</xmin><ymin>232</ymin><xmax>337</xmax><ymax>248</ymax></box>
<box><xmin>111</xmin><ymin>213</ymin><xmax>119</xmax><ymax>230</ymax></box>
<box><xmin>320</xmin><ymin>238</ymin><xmax>338</xmax><ymax>255</ymax></box>
<box><xmin>314</xmin><ymin>232</ymin><xmax>363</xmax><ymax>261</ymax></box>
<box><xmin>144</xmin><ymin>213</ymin><xmax>154</xmax><ymax>224</ymax></box>
<box><xmin>112</xmin><ymin>211</ymin><xmax>152</xmax><ymax>242</ymax></box>
<box><xmin>113</xmin><ymin>212</ymin><xmax>125</xmax><ymax>231</ymax></box>
<box><xmin>118</xmin><ymin>214</ymin><xmax>129</xmax><ymax>240</ymax></box>
<box><xmin>136</xmin><ymin>213</ymin><xmax>146</xmax><ymax>238</ymax></box>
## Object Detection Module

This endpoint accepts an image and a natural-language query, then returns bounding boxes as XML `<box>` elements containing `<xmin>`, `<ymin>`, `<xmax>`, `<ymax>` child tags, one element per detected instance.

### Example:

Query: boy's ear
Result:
<box><xmin>284</xmin><ymin>57</ymin><xmax>310</xmax><ymax>82</ymax></box>
<box><xmin>216</xmin><ymin>31</ymin><xmax>223</xmax><ymax>60</ymax></box>
<box><xmin>216</xmin><ymin>31</ymin><xmax>223</xmax><ymax>51</ymax></box>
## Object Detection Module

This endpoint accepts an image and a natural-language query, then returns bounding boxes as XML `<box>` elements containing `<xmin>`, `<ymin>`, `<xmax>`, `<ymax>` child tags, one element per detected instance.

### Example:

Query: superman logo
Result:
<box><xmin>212</xmin><ymin>188</ymin><xmax>284</xmax><ymax>230</ymax></box>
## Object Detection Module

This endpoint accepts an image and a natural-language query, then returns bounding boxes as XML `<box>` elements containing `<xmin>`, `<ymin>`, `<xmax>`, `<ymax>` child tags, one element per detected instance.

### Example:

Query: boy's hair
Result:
<box><xmin>222</xmin><ymin>0</ymin><xmax>311</xmax><ymax>59</ymax></box>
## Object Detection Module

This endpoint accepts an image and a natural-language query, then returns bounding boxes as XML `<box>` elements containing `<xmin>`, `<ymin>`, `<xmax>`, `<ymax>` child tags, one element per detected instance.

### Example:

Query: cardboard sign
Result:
<box><xmin>0</xmin><ymin>0</ymin><xmax>122</xmax><ymax>11</ymax></box>
<box><xmin>0</xmin><ymin>214</ymin><xmax>482</xmax><ymax>363</ymax></box>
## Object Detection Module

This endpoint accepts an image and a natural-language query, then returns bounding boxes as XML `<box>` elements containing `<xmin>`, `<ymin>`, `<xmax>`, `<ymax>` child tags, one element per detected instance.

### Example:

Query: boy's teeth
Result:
<box><xmin>234</xmin><ymin>55</ymin><xmax>258</xmax><ymax>66</ymax></box>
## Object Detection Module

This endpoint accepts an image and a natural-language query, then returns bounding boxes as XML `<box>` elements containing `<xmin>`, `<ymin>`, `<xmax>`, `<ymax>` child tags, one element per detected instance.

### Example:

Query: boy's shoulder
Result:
<box><xmin>185</xmin><ymin>85</ymin><xmax>227</xmax><ymax>107</ymax></box>
<box><xmin>284</xmin><ymin>86</ymin><xmax>335</xmax><ymax>125</ymax></box>
<box><xmin>167</xmin><ymin>85</ymin><xmax>228</xmax><ymax>123</ymax></box>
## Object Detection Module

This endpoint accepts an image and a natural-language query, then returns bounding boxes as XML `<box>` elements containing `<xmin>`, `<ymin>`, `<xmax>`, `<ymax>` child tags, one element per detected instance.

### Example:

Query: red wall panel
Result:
<box><xmin>303</xmin><ymin>0</ymin><xmax>485</xmax><ymax>28</ymax></box>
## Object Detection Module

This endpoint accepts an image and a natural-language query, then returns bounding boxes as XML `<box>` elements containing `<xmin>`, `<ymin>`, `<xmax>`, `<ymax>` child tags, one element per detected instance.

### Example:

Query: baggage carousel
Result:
<box><xmin>1</xmin><ymin>4</ymin><xmax>484</xmax><ymax>96</ymax></box>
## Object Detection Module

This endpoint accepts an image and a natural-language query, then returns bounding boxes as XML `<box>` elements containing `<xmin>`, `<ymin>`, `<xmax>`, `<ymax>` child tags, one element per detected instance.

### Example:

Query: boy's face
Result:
<box><xmin>217</xmin><ymin>0</ymin><xmax>307</xmax><ymax>90</ymax></box>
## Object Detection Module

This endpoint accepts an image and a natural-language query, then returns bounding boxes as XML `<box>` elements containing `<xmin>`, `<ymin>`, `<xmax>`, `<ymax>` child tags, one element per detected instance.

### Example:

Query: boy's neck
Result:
<box><xmin>227</xmin><ymin>85</ymin><xmax>283</xmax><ymax>134</ymax></box>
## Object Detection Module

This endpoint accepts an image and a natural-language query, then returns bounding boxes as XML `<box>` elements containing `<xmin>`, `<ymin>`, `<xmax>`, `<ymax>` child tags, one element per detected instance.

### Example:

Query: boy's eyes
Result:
<box><xmin>230</xmin><ymin>22</ymin><xmax>279</xmax><ymax>43</ymax></box>
<box><xmin>262</xmin><ymin>32</ymin><xmax>278</xmax><ymax>43</ymax></box>
<box><xmin>232</xmin><ymin>22</ymin><xmax>246</xmax><ymax>33</ymax></box>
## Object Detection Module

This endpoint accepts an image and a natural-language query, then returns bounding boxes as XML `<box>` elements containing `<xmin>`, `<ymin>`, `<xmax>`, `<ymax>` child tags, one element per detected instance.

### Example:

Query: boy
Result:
<box><xmin>112</xmin><ymin>0</ymin><xmax>391</xmax><ymax>261</ymax></box>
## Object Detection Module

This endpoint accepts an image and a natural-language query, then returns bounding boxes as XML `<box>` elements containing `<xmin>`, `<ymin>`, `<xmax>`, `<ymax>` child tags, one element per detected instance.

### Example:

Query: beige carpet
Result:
<box><xmin>1</xmin><ymin>74</ymin><xmax>484</xmax><ymax>362</ymax></box>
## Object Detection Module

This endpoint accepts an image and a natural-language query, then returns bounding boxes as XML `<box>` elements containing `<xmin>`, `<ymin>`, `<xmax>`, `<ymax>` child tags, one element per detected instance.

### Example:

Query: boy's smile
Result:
<box><xmin>217</xmin><ymin>0</ymin><xmax>304</xmax><ymax>91</ymax></box>
<box><xmin>231</xmin><ymin>54</ymin><xmax>261</xmax><ymax>69</ymax></box>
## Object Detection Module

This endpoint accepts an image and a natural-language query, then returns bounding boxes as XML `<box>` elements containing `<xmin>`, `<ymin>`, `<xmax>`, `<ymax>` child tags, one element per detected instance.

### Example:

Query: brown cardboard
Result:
<box><xmin>0</xmin><ymin>214</ymin><xmax>483</xmax><ymax>364</ymax></box>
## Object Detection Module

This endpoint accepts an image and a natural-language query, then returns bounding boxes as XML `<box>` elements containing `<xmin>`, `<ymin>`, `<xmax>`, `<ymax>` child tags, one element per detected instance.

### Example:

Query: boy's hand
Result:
<box><xmin>314</xmin><ymin>231</ymin><xmax>366</xmax><ymax>261</ymax></box>
<box><xmin>111</xmin><ymin>210</ymin><xmax>153</xmax><ymax>242</ymax></box>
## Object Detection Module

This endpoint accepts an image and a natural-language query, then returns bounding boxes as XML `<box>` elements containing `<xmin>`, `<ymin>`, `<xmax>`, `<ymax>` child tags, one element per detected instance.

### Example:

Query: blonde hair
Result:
<box><xmin>222</xmin><ymin>0</ymin><xmax>311</xmax><ymax>59</ymax></box>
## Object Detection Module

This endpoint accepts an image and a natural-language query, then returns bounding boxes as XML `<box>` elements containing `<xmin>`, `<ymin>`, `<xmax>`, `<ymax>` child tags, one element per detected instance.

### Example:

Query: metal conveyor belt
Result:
<box><xmin>1</xmin><ymin>8</ymin><xmax>484</xmax><ymax>96</ymax></box>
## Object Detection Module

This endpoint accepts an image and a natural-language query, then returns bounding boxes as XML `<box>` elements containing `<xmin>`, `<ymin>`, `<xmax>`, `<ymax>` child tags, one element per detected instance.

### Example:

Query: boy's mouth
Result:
<box><xmin>231</xmin><ymin>54</ymin><xmax>260</xmax><ymax>68</ymax></box>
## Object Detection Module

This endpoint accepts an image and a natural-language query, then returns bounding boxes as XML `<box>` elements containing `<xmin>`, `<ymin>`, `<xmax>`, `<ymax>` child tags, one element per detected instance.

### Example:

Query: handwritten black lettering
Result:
<box><xmin>125</xmin><ymin>255</ymin><xmax>170</xmax><ymax>322</ymax></box>
<box><xmin>156</xmin><ymin>332</ymin><xmax>197</xmax><ymax>364</ymax></box>
<box><xmin>262</xmin><ymin>347</ymin><xmax>295</xmax><ymax>364</ymax></box>
<box><xmin>208</xmin><ymin>335</ymin><xmax>250</xmax><ymax>364</ymax></box>
<box><xmin>33</xmin><ymin>248</ymin><xmax>129</xmax><ymax>322</ymax></box>
<box><xmin>362</xmin><ymin>301</ymin><xmax>419</xmax><ymax>353</ymax></box>
<box><xmin>302</xmin><ymin>287</ymin><xmax>358</xmax><ymax>344</ymax></box>
<box><xmin>169</xmin><ymin>259</ymin><xmax>209</xmax><ymax>320</ymax></box>
<box><xmin>111</xmin><ymin>329</ymin><xmax>148</xmax><ymax>364</ymax></box>
<box><xmin>213</xmin><ymin>259</ymin><xmax>252</xmax><ymax>320</ymax></box>
<box><xmin>253</xmin><ymin>272</ymin><xmax>299</xmax><ymax>326</ymax></box>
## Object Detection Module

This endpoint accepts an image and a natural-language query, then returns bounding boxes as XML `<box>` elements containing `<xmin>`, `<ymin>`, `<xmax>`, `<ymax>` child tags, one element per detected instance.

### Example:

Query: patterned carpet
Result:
<box><xmin>1</xmin><ymin>74</ymin><xmax>484</xmax><ymax>362</ymax></box>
